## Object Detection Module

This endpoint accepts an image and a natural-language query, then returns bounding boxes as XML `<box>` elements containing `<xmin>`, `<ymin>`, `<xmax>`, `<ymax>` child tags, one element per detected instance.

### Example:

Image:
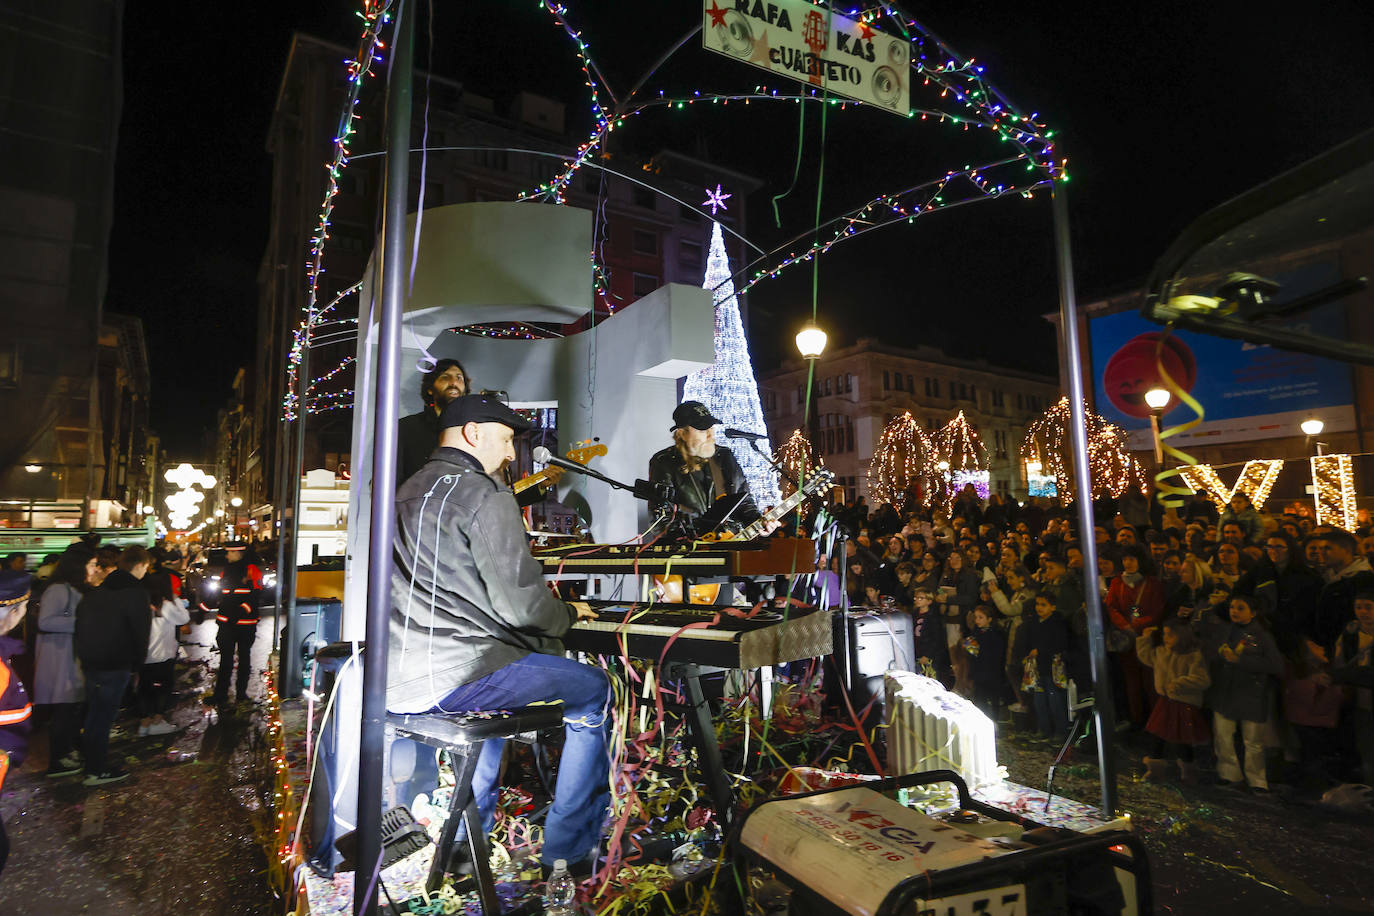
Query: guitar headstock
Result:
<box><xmin>565</xmin><ymin>442</ymin><xmax>608</xmax><ymax>465</ymax></box>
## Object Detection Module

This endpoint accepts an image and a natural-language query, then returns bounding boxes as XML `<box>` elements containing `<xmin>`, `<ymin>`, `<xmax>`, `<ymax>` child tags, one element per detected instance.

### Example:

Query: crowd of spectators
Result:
<box><xmin>827</xmin><ymin>485</ymin><xmax>1374</xmax><ymax>795</ymax></box>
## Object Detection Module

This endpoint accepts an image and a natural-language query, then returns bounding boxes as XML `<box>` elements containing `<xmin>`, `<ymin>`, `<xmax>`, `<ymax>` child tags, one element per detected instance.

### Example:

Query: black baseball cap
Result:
<box><xmin>441</xmin><ymin>394</ymin><xmax>532</xmax><ymax>432</ymax></box>
<box><xmin>670</xmin><ymin>400</ymin><xmax>721</xmax><ymax>432</ymax></box>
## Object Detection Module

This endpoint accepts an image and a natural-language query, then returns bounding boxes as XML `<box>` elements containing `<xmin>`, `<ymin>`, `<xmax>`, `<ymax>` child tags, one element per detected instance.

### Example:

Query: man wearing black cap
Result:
<box><xmin>648</xmin><ymin>400</ymin><xmax>775</xmax><ymax>540</ymax></box>
<box><xmin>387</xmin><ymin>394</ymin><xmax>610</xmax><ymax>872</ymax></box>
<box><xmin>397</xmin><ymin>358</ymin><xmax>469</xmax><ymax>487</ymax></box>
<box><xmin>211</xmin><ymin>541</ymin><xmax>264</xmax><ymax>707</ymax></box>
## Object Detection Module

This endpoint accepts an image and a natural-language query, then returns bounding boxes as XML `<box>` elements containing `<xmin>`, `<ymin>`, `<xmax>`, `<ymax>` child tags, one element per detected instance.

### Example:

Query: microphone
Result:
<box><xmin>723</xmin><ymin>428</ymin><xmax>767</xmax><ymax>441</ymax></box>
<box><xmin>532</xmin><ymin>446</ymin><xmax>590</xmax><ymax>475</ymax></box>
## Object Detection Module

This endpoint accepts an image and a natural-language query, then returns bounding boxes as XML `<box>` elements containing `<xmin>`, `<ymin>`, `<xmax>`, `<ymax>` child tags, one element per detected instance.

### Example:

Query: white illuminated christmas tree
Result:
<box><xmin>683</xmin><ymin>220</ymin><xmax>781</xmax><ymax>508</ymax></box>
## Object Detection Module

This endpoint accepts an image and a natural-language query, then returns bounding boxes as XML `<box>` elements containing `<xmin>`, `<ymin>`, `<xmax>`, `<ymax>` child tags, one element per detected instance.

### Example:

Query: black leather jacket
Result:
<box><xmin>647</xmin><ymin>444</ymin><xmax>761</xmax><ymax>539</ymax></box>
<box><xmin>387</xmin><ymin>447</ymin><xmax>576</xmax><ymax>712</ymax></box>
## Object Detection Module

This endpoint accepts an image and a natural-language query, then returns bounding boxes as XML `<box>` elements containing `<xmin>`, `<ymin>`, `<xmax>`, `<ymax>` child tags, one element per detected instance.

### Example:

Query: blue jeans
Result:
<box><xmin>83</xmin><ymin>668</ymin><xmax>132</xmax><ymax>774</ymax></box>
<box><xmin>1032</xmin><ymin>686</ymin><xmax>1069</xmax><ymax>739</ymax></box>
<box><xmin>392</xmin><ymin>653</ymin><xmax>612</xmax><ymax>864</ymax></box>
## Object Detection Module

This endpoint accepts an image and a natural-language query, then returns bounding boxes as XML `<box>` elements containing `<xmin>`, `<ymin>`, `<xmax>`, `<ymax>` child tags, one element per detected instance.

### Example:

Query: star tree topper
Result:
<box><xmin>702</xmin><ymin>184</ymin><xmax>731</xmax><ymax>215</ymax></box>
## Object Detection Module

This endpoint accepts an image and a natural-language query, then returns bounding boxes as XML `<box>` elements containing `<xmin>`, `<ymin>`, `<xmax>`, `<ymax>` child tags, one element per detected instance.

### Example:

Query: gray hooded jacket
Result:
<box><xmin>387</xmin><ymin>447</ymin><xmax>576</xmax><ymax>713</ymax></box>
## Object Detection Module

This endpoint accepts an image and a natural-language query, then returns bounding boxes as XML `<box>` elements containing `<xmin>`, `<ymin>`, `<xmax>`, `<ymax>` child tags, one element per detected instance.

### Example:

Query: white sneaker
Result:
<box><xmin>143</xmin><ymin>720</ymin><xmax>180</xmax><ymax>737</ymax></box>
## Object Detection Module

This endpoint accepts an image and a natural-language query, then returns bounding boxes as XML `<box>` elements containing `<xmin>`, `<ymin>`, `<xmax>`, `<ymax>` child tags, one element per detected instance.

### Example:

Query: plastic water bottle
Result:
<box><xmin>544</xmin><ymin>858</ymin><xmax>576</xmax><ymax>914</ymax></box>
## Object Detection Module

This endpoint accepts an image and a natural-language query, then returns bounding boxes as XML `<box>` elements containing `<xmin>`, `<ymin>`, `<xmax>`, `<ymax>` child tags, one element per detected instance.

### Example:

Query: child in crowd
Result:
<box><xmin>138</xmin><ymin>573</ymin><xmax>189</xmax><ymax>737</ymax></box>
<box><xmin>964</xmin><ymin>606</ymin><xmax>1008</xmax><ymax>722</ymax></box>
<box><xmin>0</xmin><ymin>570</ymin><xmax>35</xmax><ymax>873</ymax></box>
<box><xmin>1136</xmin><ymin>617</ymin><xmax>1211</xmax><ymax>782</ymax></box>
<box><xmin>1016</xmin><ymin>592</ymin><xmax>1071</xmax><ymax>740</ymax></box>
<box><xmin>911</xmin><ymin>587</ymin><xmax>953</xmax><ymax>686</ymax></box>
<box><xmin>1326</xmin><ymin>589</ymin><xmax>1374</xmax><ymax>784</ymax></box>
<box><xmin>1200</xmin><ymin>594</ymin><xmax>1283</xmax><ymax>792</ymax></box>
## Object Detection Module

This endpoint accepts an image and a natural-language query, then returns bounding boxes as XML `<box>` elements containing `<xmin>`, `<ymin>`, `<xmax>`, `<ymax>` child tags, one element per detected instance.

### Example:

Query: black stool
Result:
<box><xmin>388</xmin><ymin>703</ymin><xmax>564</xmax><ymax>913</ymax></box>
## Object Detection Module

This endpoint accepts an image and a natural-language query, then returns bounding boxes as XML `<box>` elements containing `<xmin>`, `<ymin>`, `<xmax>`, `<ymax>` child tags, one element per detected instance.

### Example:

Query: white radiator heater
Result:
<box><xmin>884</xmin><ymin>671</ymin><xmax>1002</xmax><ymax>790</ymax></box>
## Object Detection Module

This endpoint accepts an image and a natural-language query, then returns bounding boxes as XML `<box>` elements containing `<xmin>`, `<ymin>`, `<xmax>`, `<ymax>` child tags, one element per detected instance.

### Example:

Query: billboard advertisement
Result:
<box><xmin>1089</xmin><ymin>261</ymin><xmax>1356</xmax><ymax>447</ymax></box>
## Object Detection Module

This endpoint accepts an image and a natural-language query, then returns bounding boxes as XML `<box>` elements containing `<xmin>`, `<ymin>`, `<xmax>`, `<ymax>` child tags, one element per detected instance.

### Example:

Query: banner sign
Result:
<box><xmin>703</xmin><ymin>1</ymin><xmax>910</xmax><ymax>115</ymax></box>
<box><xmin>1089</xmin><ymin>260</ymin><xmax>1356</xmax><ymax>447</ymax></box>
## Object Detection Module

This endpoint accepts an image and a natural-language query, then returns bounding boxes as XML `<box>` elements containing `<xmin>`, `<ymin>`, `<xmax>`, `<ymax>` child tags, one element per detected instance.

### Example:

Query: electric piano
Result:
<box><xmin>565</xmin><ymin>600</ymin><xmax>833</xmax><ymax>669</ymax></box>
<box><xmin>534</xmin><ymin>536</ymin><xmax>818</xmax><ymax>578</ymax></box>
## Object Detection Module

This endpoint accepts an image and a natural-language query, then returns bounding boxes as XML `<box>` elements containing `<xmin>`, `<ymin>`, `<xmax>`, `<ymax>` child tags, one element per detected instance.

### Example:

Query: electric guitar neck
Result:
<box><xmin>512</xmin><ymin>442</ymin><xmax>607</xmax><ymax>495</ymax></box>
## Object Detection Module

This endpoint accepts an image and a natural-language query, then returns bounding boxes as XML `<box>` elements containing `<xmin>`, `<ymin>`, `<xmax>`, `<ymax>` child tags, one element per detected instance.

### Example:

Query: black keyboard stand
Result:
<box><xmin>667</xmin><ymin>661</ymin><xmax>736</xmax><ymax>829</ymax></box>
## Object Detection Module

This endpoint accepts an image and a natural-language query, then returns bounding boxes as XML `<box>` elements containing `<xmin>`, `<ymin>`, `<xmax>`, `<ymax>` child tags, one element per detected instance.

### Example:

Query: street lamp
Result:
<box><xmin>1144</xmin><ymin>387</ymin><xmax>1171</xmax><ymax>466</ymax></box>
<box><xmin>229</xmin><ymin>496</ymin><xmax>244</xmax><ymax>541</ymax></box>
<box><xmin>795</xmin><ymin>322</ymin><xmax>827</xmax><ymax>360</ymax></box>
<box><xmin>1301</xmin><ymin>417</ymin><xmax>1326</xmax><ymax>455</ymax></box>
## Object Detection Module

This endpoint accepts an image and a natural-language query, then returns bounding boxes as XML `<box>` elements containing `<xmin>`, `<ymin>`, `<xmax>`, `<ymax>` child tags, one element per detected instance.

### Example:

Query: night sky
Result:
<box><xmin>105</xmin><ymin>1</ymin><xmax>1374</xmax><ymax>454</ymax></box>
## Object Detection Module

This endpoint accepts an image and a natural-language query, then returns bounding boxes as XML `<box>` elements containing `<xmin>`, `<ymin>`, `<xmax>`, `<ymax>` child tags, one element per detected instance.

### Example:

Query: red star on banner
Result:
<box><xmin>706</xmin><ymin>1</ymin><xmax>728</xmax><ymax>27</ymax></box>
<box><xmin>857</xmin><ymin>19</ymin><xmax>876</xmax><ymax>41</ymax></box>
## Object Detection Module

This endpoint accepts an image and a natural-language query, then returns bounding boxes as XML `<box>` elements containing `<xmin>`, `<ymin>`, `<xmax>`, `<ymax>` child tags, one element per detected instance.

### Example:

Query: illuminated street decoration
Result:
<box><xmin>165</xmin><ymin>487</ymin><xmax>206</xmax><ymax>531</ymax></box>
<box><xmin>164</xmin><ymin>462</ymin><xmax>216</xmax><ymax>491</ymax></box>
<box><xmin>1311</xmin><ymin>454</ymin><xmax>1358</xmax><ymax>531</ymax></box>
<box><xmin>1176</xmin><ymin>460</ymin><xmax>1284</xmax><ymax>511</ymax></box>
<box><xmin>933</xmin><ymin>411</ymin><xmax>987</xmax><ymax>503</ymax></box>
<box><xmin>773</xmin><ymin>429</ymin><xmax>818</xmax><ymax>508</ymax></box>
<box><xmin>702</xmin><ymin>184</ymin><xmax>731</xmax><ymax>214</ymax></box>
<box><xmin>869</xmin><ymin>412</ymin><xmax>932</xmax><ymax>508</ymax></box>
<box><xmin>682</xmin><ymin>221</ymin><xmax>780</xmax><ymax>507</ymax></box>
<box><xmin>1022</xmin><ymin>397</ymin><xmax>1147</xmax><ymax>505</ymax></box>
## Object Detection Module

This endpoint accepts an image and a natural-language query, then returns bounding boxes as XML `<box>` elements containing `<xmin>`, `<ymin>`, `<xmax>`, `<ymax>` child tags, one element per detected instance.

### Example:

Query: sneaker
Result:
<box><xmin>143</xmin><ymin>720</ymin><xmax>180</xmax><ymax>737</ymax></box>
<box><xmin>47</xmin><ymin>755</ymin><xmax>83</xmax><ymax>777</ymax></box>
<box><xmin>83</xmin><ymin>768</ymin><xmax>130</xmax><ymax>787</ymax></box>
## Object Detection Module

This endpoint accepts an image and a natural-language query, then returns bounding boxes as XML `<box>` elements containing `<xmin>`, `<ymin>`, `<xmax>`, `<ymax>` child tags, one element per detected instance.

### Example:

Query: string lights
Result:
<box><xmin>869</xmin><ymin>411</ymin><xmax>932</xmax><ymax>508</ymax></box>
<box><xmin>1021</xmin><ymin>397</ymin><xmax>1148</xmax><ymax>505</ymax></box>
<box><xmin>283</xmin><ymin>1</ymin><xmax>1064</xmax><ymax>428</ymax></box>
<box><xmin>1176</xmin><ymin>460</ymin><xmax>1285</xmax><ymax>511</ymax></box>
<box><xmin>283</xmin><ymin>0</ymin><xmax>391</xmax><ymax>421</ymax></box>
<box><xmin>931</xmin><ymin>411</ymin><xmax>988</xmax><ymax>505</ymax></box>
<box><xmin>517</xmin><ymin>1</ymin><xmax>1062</xmax><ymax>303</ymax></box>
<box><xmin>774</xmin><ymin>429</ymin><xmax>818</xmax><ymax>505</ymax></box>
<box><xmin>1310</xmin><ymin>454</ymin><xmax>1358</xmax><ymax>531</ymax></box>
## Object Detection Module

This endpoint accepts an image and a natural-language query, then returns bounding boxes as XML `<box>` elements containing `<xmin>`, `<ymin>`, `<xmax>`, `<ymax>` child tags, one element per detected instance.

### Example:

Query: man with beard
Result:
<box><xmin>647</xmin><ymin>401</ymin><xmax>778</xmax><ymax>541</ymax></box>
<box><xmin>397</xmin><ymin>359</ymin><xmax>470</xmax><ymax>487</ymax></box>
<box><xmin>397</xmin><ymin>358</ymin><xmax>560</xmax><ymax>502</ymax></box>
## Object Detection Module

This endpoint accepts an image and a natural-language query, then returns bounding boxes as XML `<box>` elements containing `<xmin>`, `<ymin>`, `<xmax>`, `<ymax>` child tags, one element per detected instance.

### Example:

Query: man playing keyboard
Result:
<box><xmin>387</xmin><ymin>394</ymin><xmax>610</xmax><ymax>875</ymax></box>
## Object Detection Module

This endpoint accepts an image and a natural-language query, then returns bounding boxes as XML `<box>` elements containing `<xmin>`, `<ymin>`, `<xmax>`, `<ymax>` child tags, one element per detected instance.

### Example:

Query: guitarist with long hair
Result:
<box><xmin>648</xmin><ymin>401</ymin><xmax>780</xmax><ymax>541</ymax></box>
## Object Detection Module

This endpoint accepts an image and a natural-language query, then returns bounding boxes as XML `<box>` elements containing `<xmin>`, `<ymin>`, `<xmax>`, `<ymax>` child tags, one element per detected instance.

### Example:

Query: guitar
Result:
<box><xmin>697</xmin><ymin>468</ymin><xmax>835</xmax><ymax>542</ymax></box>
<box><xmin>512</xmin><ymin>441</ymin><xmax>607</xmax><ymax>496</ymax></box>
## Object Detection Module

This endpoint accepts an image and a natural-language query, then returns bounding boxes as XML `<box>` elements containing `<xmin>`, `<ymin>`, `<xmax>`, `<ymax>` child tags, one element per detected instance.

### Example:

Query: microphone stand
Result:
<box><xmin>744</xmin><ymin>437</ymin><xmax>798</xmax><ymax>490</ymax></box>
<box><xmin>550</xmin><ymin>459</ymin><xmax>665</xmax><ymax>503</ymax></box>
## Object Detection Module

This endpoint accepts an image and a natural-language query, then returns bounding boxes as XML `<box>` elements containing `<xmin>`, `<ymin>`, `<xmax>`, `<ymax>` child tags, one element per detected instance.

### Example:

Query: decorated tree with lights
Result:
<box><xmin>869</xmin><ymin>412</ymin><xmax>933</xmax><ymax>509</ymax></box>
<box><xmin>773</xmin><ymin>429</ymin><xmax>821</xmax><ymax>512</ymax></box>
<box><xmin>1022</xmin><ymin>398</ymin><xmax>1148</xmax><ymax>505</ymax></box>
<box><xmin>682</xmin><ymin>217</ymin><xmax>780</xmax><ymax>507</ymax></box>
<box><xmin>931</xmin><ymin>411</ymin><xmax>989</xmax><ymax>505</ymax></box>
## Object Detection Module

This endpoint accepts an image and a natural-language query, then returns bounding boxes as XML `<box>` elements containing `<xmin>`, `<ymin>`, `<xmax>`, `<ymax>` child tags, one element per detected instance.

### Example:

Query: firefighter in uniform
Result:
<box><xmin>0</xmin><ymin>569</ymin><xmax>35</xmax><ymax>872</ymax></box>
<box><xmin>212</xmin><ymin>541</ymin><xmax>263</xmax><ymax>706</ymax></box>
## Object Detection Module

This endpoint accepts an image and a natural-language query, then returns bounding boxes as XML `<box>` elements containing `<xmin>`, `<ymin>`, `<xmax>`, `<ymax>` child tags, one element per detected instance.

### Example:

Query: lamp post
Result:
<box><xmin>795</xmin><ymin>321</ymin><xmax>827</xmax><ymax>360</ymax></box>
<box><xmin>1300</xmin><ymin>417</ymin><xmax>1325</xmax><ymax>456</ymax></box>
<box><xmin>230</xmin><ymin>496</ymin><xmax>243</xmax><ymax>541</ymax></box>
<box><xmin>1144</xmin><ymin>387</ymin><xmax>1171</xmax><ymax>467</ymax></box>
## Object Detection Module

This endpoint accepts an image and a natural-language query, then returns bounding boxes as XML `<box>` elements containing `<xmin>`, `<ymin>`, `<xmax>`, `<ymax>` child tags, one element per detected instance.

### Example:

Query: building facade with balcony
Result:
<box><xmin>757</xmin><ymin>339</ymin><xmax>1061</xmax><ymax>503</ymax></box>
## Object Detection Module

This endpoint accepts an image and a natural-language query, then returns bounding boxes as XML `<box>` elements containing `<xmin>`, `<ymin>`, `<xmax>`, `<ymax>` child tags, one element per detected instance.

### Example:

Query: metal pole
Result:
<box><xmin>1051</xmin><ymin>181</ymin><xmax>1118</xmax><ymax>816</ymax></box>
<box><xmin>274</xmin><ymin>378</ymin><xmax>295</xmax><ymax>692</ymax></box>
<box><xmin>355</xmin><ymin>3</ymin><xmax>412</xmax><ymax>912</ymax></box>
<box><xmin>278</xmin><ymin>306</ymin><xmax>310</xmax><ymax>698</ymax></box>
